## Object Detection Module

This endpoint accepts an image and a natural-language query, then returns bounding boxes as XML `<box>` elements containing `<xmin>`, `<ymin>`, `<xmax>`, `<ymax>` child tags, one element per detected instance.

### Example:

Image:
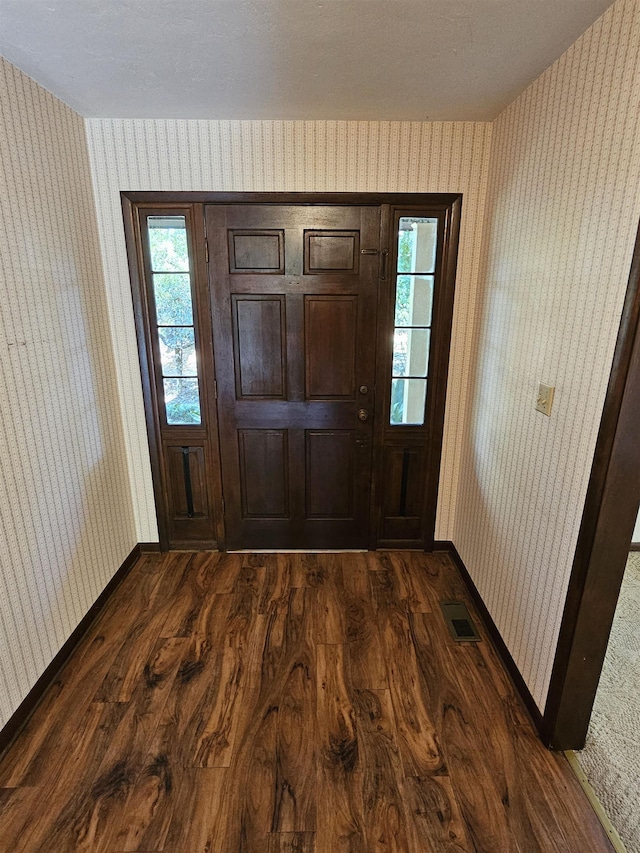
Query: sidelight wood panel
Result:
<box><xmin>232</xmin><ymin>295</ymin><xmax>286</xmax><ymax>399</ymax></box>
<box><xmin>305</xmin><ymin>431</ymin><xmax>354</xmax><ymax>519</ymax></box>
<box><xmin>166</xmin><ymin>445</ymin><xmax>209</xmax><ymax>518</ymax></box>
<box><xmin>380</xmin><ymin>443</ymin><xmax>427</xmax><ymax>542</ymax></box>
<box><xmin>305</xmin><ymin>296</ymin><xmax>357</xmax><ymax>400</ymax></box>
<box><xmin>163</xmin><ymin>442</ymin><xmax>216</xmax><ymax>543</ymax></box>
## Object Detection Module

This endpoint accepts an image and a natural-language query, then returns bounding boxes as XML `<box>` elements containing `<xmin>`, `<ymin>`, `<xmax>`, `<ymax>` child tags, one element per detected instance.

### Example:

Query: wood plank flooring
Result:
<box><xmin>0</xmin><ymin>551</ymin><xmax>612</xmax><ymax>852</ymax></box>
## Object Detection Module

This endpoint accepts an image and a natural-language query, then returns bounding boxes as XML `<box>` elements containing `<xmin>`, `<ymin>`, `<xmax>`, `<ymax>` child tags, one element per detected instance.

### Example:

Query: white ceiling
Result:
<box><xmin>0</xmin><ymin>0</ymin><xmax>615</xmax><ymax>120</ymax></box>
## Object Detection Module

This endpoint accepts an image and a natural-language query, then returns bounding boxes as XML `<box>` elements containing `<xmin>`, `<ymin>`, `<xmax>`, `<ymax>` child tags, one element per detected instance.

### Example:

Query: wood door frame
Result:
<box><xmin>122</xmin><ymin>199</ymin><xmax>225</xmax><ymax>550</ymax></box>
<box><xmin>543</xmin><ymin>220</ymin><xmax>640</xmax><ymax>749</ymax></box>
<box><xmin>122</xmin><ymin>191</ymin><xmax>462</xmax><ymax>551</ymax></box>
<box><xmin>372</xmin><ymin>204</ymin><xmax>462</xmax><ymax>549</ymax></box>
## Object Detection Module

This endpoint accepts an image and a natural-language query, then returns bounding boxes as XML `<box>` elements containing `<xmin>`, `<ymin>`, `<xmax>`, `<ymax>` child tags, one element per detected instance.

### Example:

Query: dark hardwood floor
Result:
<box><xmin>0</xmin><ymin>550</ymin><xmax>612</xmax><ymax>852</ymax></box>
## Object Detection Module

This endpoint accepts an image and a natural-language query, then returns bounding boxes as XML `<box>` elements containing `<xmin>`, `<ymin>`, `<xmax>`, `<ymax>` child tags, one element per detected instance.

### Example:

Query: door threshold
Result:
<box><xmin>228</xmin><ymin>549</ymin><xmax>368</xmax><ymax>554</ymax></box>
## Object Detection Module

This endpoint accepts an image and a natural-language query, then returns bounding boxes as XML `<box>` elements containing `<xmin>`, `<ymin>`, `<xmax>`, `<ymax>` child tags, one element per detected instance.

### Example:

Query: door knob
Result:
<box><xmin>358</xmin><ymin>408</ymin><xmax>369</xmax><ymax>422</ymax></box>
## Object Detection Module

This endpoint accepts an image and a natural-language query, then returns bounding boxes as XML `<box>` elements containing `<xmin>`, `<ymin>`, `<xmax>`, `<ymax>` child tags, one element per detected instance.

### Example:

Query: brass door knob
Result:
<box><xmin>358</xmin><ymin>408</ymin><xmax>369</xmax><ymax>422</ymax></box>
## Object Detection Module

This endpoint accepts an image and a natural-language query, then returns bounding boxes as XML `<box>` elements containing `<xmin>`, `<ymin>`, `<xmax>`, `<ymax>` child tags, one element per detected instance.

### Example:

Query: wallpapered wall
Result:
<box><xmin>85</xmin><ymin>119</ymin><xmax>493</xmax><ymax>542</ymax></box>
<box><xmin>455</xmin><ymin>0</ymin><xmax>640</xmax><ymax>710</ymax></box>
<box><xmin>0</xmin><ymin>58</ymin><xmax>136</xmax><ymax>725</ymax></box>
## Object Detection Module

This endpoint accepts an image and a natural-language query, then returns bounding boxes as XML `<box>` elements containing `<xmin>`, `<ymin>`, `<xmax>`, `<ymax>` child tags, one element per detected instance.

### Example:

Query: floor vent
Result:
<box><xmin>440</xmin><ymin>601</ymin><xmax>482</xmax><ymax>642</ymax></box>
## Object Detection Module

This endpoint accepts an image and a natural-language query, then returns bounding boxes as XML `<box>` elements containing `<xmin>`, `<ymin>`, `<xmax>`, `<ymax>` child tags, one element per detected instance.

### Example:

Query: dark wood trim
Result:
<box><xmin>123</xmin><ymin>192</ymin><xmax>462</xmax><ymax>553</ymax></box>
<box><xmin>543</xmin><ymin>221</ymin><xmax>640</xmax><ymax>750</ymax></box>
<box><xmin>369</xmin><ymin>204</ymin><xmax>393</xmax><ymax>551</ymax></box>
<box><xmin>422</xmin><ymin>198</ymin><xmax>462</xmax><ymax>550</ymax></box>
<box><xmin>168</xmin><ymin>540</ymin><xmax>218</xmax><ymax>551</ymax></box>
<box><xmin>0</xmin><ymin>544</ymin><xmax>142</xmax><ymax>760</ymax></box>
<box><xmin>122</xmin><ymin>191</ymin><xmax>463</xmax><ymax>208</ymax></box>
<box><xmin>197</xmin><ymin>203</ymin><xmax>227</xmax><ymax>550</ymax></box>
<box><xmin>121</xmin><ymin>196</ymin><xmax>170</xmax><ymax>551</ymax></box>
<box><xmin>433</xmin><ymin>539</ymin><xmax>545</xmax><ymax>735</ymax></box>
<box><xmin>139</xmin><ymin>542</ymin><xmax>162</xmax><ymax>552</ymax></box>
<box><xmin>629</xmin><ymin>542</ymin><xmax>640</xmax><ymax>551</ymax></box>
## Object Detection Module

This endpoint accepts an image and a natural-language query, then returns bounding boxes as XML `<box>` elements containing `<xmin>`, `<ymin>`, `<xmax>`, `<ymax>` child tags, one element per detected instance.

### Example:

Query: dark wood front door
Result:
<box><xmin>207</xmin><ymin>204</ymin><xmax>381</xmax><ymax>549</ymax></box>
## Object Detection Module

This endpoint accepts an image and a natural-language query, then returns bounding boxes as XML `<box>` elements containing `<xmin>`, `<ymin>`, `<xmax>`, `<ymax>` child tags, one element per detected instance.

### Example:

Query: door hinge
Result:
<box><xmin>205</xmin><ymin>238</ymin><xmax>209</xmax><ymax>264</ymax></box>
<box><xmin>214</xmin><ymin>379</ymin><xmax>218</xmax><ymax>399</ymax></box>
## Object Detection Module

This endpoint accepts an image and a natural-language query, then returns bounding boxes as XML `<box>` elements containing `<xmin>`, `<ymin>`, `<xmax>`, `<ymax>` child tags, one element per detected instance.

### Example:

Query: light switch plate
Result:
<box><xmin>536</xmin><ymin>383</ymin><xmax>555</xmax><ymax>416</ymax></box>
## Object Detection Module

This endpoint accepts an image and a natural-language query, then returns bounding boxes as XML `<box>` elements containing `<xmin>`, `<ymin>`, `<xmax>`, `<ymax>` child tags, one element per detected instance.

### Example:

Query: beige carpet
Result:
<box><xmin>576</xmin><ymin>551</ymin><xmax>640</xmax><ymax>852</ymax></box>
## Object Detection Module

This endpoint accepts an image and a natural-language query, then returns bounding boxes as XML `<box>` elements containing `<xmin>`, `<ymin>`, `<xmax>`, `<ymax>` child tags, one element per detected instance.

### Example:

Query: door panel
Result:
<box><xmin>380</xmin><ymin>442</ymin><xmax>426</xmax><ymax>542</ymax></box>
<box><xmin>228</xmin><ymin>229</ymin><xmax>285</xmax><ymax>273</ymax></box>
<box><xmin>305</xmin><ymin>296</ymin><xmax>357</xmax><ymax>399</ymax></box>
<box><xmin>304</xmin><ymin>230</ymin><xmax>360</xmax><ymax>273</ymax></box>
<box><xmin>305</xmin><ymin>430</ymin><xmax>355</xmax><ymax>519</ymax></box>
<box><xmin>232</xmin><ymin>295</ymin><xmax>286</xmax><ymax>398</ymax></box>
<box><xmin>238</xmin><ymin>429</ymin><xmax>289</xmax><ymax>517</ymax></box>
<box><xmin>208</xmin><ymin>204</ymin><xmax>380</xmax><ymax>549</ymax></box>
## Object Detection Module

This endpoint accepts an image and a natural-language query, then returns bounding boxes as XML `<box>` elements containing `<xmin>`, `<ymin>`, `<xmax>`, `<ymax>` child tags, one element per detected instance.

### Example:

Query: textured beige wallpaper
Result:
<box><xmin>0</xmin><ymin>58</ymin><xmax>136</xmax><ymax>725</ymax></box>
<box><xmin>455</xmin><ymin>0</ymin><xmax>640</xmax><ymax>710</ymax></box>
<box><xmin>85</xmin><ymin>119</ymin><xmax>493</xmax><ymax>542</ymax></box>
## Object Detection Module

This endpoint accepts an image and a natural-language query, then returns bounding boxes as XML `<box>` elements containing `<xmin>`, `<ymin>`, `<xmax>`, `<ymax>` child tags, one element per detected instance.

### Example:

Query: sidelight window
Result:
<box><xmin>390</xmin><ymin>217</ymin><xmax>437</xmax><ymax>426</ymax></box>
<box><xmin>147</xmin><ymin>216</ymin><xmax>202</xmax><ymax>425</ymax></box>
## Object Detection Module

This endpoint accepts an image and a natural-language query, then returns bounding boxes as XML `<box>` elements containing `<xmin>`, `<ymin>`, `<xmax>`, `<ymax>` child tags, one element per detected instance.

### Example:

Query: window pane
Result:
<box><xmin>158</xmin><ymin>327</ymin><xmax>197</xmax><ymax>376</ymax></box>
<box><xmin>153</xmin><ymin>274</ymin><xmax>194</xmax><ymax>325</ymax></box>
<box><xmin>394</xmin><ymin>275</ymin><xmax>434</xmax><ymax>326</ymax></box>
<box><xmin>397</xmin><ymin>217</ymin><xmax>437</xmax><ymax>274</ymax></box>
<box><xmin>390</xmin><ymin>378</ymin><xmax>427</xmax><ymax>426</ymax></box>
<box><xmin>392</xmin><ymin>328</ymin><xmax>430</xmax><ymax>377</ymax></box>
<box><xmin>148</xmin><ymin>216</ymin><xmax>190</xmax><ymax>272</ymax></box>
<box><xmin>163</xmin><ymin>378</ymin><xmax>201</xmax><ymax>425</ymax></box>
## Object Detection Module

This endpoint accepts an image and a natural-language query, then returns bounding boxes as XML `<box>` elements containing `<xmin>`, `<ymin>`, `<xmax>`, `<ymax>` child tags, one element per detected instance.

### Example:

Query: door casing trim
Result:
<box><xmin>122</xmin><ymin>191</ymin><xmax>462</xmax><ymax>552</ymax></box>
<box><xmin>542</xmin><ymin>219</ymin><xmax>640</xmax><ymax>749</ymax></box>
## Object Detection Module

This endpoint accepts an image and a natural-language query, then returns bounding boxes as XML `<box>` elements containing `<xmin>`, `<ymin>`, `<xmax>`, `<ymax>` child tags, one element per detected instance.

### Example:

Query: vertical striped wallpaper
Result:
<box><xmin>455</xmin><ymin>0</ymin><xmax>640</xmax><ymax>710</ymax></box>
<box><xmin>85</xmin><ymin>119</ymin><xmax>494</xmax><ymax>542</ymax></box>
<box><xmin>0</xmin><ymin>58</ymin><xmax>136</xmax><ymax>726</ymax></box>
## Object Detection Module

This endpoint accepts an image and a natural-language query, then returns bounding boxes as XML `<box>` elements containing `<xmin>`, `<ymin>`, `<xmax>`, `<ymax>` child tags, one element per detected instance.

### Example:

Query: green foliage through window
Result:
<box><xmin>148</xmin><ymin>221</ymin><xmax>190</xmax><ymax>272</ymax></box>
<box><xmin>163</xmin><ymin>378</ymin><xmax>201</xmax><ymax>425</ymax></box>
<box><xmin>390</xmin><ymin>218</ymin><xmax>436</xmax><ymax>426</ymax></box>
<box><xmin>153</xmin><ymin>274</ymin><xmax>193</xmax><ymax>326</ymax></box>
<box><xmin>148</xmin><ymin>216</ymin><xmax>202</xmax><ymax>426</ymax></box>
